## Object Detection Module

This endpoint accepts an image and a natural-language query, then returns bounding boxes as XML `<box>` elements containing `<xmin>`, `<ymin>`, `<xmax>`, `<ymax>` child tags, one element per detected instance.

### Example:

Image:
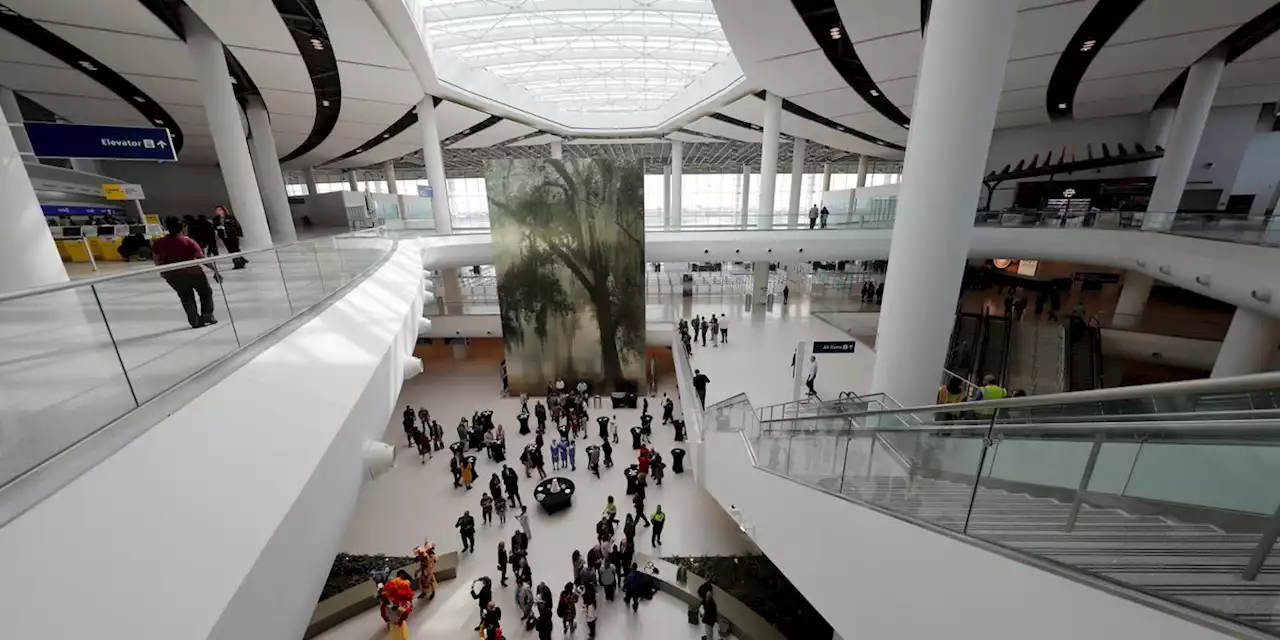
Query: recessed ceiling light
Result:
<box><xmin>133</xmin><ymin>96</ymin><xmax>146</xmax><ymax>102</ymax></box>
<box><xmin>310</xmin><ymin>38</ymin><xmax>325</xmax><ymax>50</ymax></box>
<box><xmin>1058</xmin><ymin>103</ymin><xmax>1068</xmax><ymax>109</ymax></box>
<box><xmin>904</xmin><ymin>124</ymin><xmax>910</xmax><ymax>129</ymax></box>
<box><xmin>830</xmin><ymin>26</ymin><xmax>841</xmax><ymax>40</ymax></box>
<box><xmin>869</xmin><ymin>89</ymin><xmax>879</xmax><ymax>97</ymax></box>
<box><xmin>1080</xmin><ymin>39</ymin><xmax>1096</xmax><ymax>52</ymax></box>
<box><xmin>153</xmin><ymin>119</ymin><xmax>164</xmax><ymax>125</ymax></box>
<box><xmin>382</xmin><ymin>133</ymin><xmax>390</xmax><ymax>138</ymax></box>
<box><xmin>320</xmin><ymin>99</ymin><xmax>330</xmax><ymax>106</ymax></box>
<box><xmin>77</xmin><ymin>61</ymin><xmax>97</xmax><ymax>71</ymax></box>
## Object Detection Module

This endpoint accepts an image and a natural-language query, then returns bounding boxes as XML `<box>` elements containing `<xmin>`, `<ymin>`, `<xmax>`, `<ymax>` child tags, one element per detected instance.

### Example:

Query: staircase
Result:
<box><xmin>814</xmin><ymin>474</ymin><xmax>1280</xmax><ymax>629</ymax></box>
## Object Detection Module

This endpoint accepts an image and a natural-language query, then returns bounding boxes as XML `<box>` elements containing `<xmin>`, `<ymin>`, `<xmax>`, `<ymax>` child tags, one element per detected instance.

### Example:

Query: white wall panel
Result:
<box><xmin>790</xmin><ymin>87</ymin><xmax>873</xmax><ymax>119</ymax></box>
<box><xmin>337</xmin><ymin>62</ymin><xmax>422</xmax><ymax>104</ymax></box>
<box><xmin>751</xmin><ymin>51</ymin><xmax>847</xmax><ymax>98</ymax></box>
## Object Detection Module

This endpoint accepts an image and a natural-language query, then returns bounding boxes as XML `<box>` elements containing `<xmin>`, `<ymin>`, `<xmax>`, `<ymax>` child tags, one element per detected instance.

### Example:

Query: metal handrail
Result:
<box><xmin>758</xmin><ymin>416</ymin><xmax>1280</xmax><ymax>438</ymax></box>
<box><xmin>758</xmin><ymin>370</ymin><xmax>1280</xmax><ymax>423</ymax></box>
<box><xmin>0</xmin><ymin>228</ymin><xmax>382</xmax><ymax>303</ymax></box>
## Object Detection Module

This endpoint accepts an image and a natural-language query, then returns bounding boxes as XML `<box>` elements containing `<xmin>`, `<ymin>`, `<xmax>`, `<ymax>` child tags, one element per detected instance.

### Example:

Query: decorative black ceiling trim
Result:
<box><xmin>1154</xmin><ymin>1</ymin><xmax>1280</xmax><ymax>109</ymax></box>
<box><xmin>675</xmin><ymin>128</ymin><xmax>734</xmax><ymax>143</ymax></box>
<box><xmin>920</xmin><ymin>0</ymin><xmax>931</xmax><ymax>34</ymax></box>
<box><xmin>442</xmin><ymin>115</ymin><xmax>502</xmax><ymax>148</ymax></box>
<box><xmin>319</xmin><ymin>97</ymin><xmax>442</xmax><ymax>166</ymax></box>
<box><xmin>499</xmin><ymin>130</ymin><xmax>551</xmax><ymax>147</ymax></box>
<box><xmin>1046</xmin><ymin>0</ymin><xmax>1145</xmax><ymax>120</ymax></box>
<box><xmin>0</xmin><ymin>2</ymin><xmax>185</xmax><ymax>152</ymax></box>
<box><xmin>136</xmin><ymin>0</ymin><xmax>262</xmax><ymax>102</ymax></box>
<box><xmin>13</xmin><ymin>92</ymin><xmax>59</xmax><ymax>122</ymax></box>
<box><xmin>790</xmin><ymin>0</ymin><xmax>910</xmax><ymax>129</ymax></box>
<box><xmin>274</xmin><ymin>0</ymin><xmax>339</xmax><ymax>162</ymax></box>
<box><xmin>754</xmin><ymin>90</ymin><xmax>906</xmax><ymax>151</ymax></box>
<box><xmin>706</xmin><ymin>111</ymin><xmax>792</xmax><ymax>141</ymax></box>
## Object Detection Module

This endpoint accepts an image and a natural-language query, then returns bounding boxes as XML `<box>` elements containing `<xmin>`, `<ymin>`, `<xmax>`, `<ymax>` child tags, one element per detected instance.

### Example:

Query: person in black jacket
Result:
<box><xmin>502</xmin><ymin>464</ymin><xmax>522</xmax><ymax>507</ymax></box>
<box><xmin>700</xmin><ymin>588</ymin><xmax>719</xmax><ymax>639</ymax></box>
<box><xmin>214</xmin><ymin>207</ymin><xmax>248</xmax><ymax>268</ymax></box>
<box><xmin>189</xmin><ymin>214</ymin><xmax>217</xmax><ymax>255</ymax></box>
<box><xmin>471</xmin><ymin>576</ymin><xmax>493</xmax><ymax>630</ymax></box>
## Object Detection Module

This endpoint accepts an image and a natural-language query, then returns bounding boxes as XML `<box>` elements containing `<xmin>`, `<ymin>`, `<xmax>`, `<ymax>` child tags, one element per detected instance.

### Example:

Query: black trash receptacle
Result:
<box><xmin>671</xmin><ymin>448</ymin><xmax>686</xmax><ymax>474</ymax></box>
<box><xmin>673</xmin><ymin>419</ymin><xmax>686</xmax><ymax>442</ymax></box>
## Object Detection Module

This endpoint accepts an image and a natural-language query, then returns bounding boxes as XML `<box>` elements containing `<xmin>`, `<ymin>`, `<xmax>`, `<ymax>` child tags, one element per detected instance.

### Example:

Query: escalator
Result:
<box><xmin>945</xmin><ymin>312</ymin><xmax>982</xmax><ymax>382</ymax></box>
<box><xmin>972</xmin><ymin>311</ymin><xmax>1011</xmax><ymax>384</ymax></box>
<box><xmin>1064</xmin><ymin>316</ymin><xmax>1102</xmax><ymax>391</ymax></box>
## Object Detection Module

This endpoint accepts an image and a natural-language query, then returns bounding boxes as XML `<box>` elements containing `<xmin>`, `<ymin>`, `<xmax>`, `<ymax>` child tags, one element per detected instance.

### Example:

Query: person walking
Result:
<box><xmin>782</xmin><ymin>284</ymin><xmax>790</xmax><ymax>305</ymax></box>
<box><xmin>489</xmin><ymin>473</ymin><xmax>504</xmax><ymax>506</ymax></box>
<box><xmin>480</xmin><ymin>493</ymin><xmax>493</xmax><ymax>526</ymax></box>
<box><xmin>805</xmin><ymin>355</ymin><xmax>818</xmax><ymax>397</ymax></box>
<box><xmin>700</xmin><ymin>587</ymin><xmax>719</xmax><ymax>640</ymax></box>
<box><xmin>599</xmin><ymin>560</ymin><xmax>618</xmax><ymax>601</ymax></box>
<box><xmin>819</xmin><ymin>205</ymin><xmax>829</xmax><ymax>229</ymax></box>
<box><xmin>495</xmin><ymin>490</ymin><xmax>508</xmax><ymax>526</ymax></box>
<box><xmin>517</xmin><ymin>505</ymin><xmax>531</xmax><ymax>541</ymax></box>
<box><xmin>557</xmin><ymin>583</ymin><xmax>578</xmax><ymax>635</ymax></box>
<box><xmin>456</xmin><ymin>510</ymin><xmax>476</xmax><ymax>553</ymax></box>
<box><xmin>502</xmin><ymin>465</ymin><xmax>522</xmax><ymax>507</ymax></box>
<box><xmin>661</xmin><ymin>393</ymin><xmax>674</xmax><ymax>425</ymax></box>
<box><xmin>153</xmin><ymin>217</ymin><xmax>221</xmax><ymax>329</ymax></box>
<box><xmin>875</xmin><ymin>281</ymin><xmax>885</xmax><ymax>305</ymax></box>
<box><xmin>450</xmin><ymin>452</ymin><xmax>462</xmax><ymax>488</ymax></box>
<box><xmin>634</xmin><ymin>486</ymin><xmax>650</xmax><ymax>527</ymax></box>
<box><xmin>535</xmin><ymin>401</ymin><xmax>547</xmax><ymax>432</ymax></box>
<box><xmin>709</xmin><ymin>315</ymin><xmax>719</xmax><ymax>347</ymax></box>
<box><xmin>700</xmin><ymin>319</ymin><xmax>709</xmax><ymax>347</ymax></box>
<box><xmin>497</xmin><ymin>542</ymin><xmax>509</xmax><ymax>587</ymax></box>
<box><xmin>604</xmin><ymin>496</ymin><xmax>619</xmax><ymax>525</ymax></box>
<box><xmin>534</xmin><ymin>447</ymin><xmax>547</xmax><ymax>479</ymax></box>
<box><xmin>535</xmin><ymin>604</ymin><xmax>553</xmax><ymax>640</ymax></box>
<box><xmin>718</xmin><ymin>313</ymin><xmax>728</xmax><ymax>343</ymax></box>
<box><xmin>693</xmin><ymin>369</ymin><xmax>711</xmax><ymax>408</ymax></box>
<box><xmin>808</xmin><ymin>203</ymin><xmax>819</xmax><ymax>229</ymax></box>
<box><xmin>582</xmin><ymin>585</ymin><xmax>599</xmax><ymax>639</ymax></box>
<box><xmin>471</xmin><ymin>576</ymin><xmax>493</xmax><ymax>631</ymax></box>
<box><xmin>213</xmin><ymin>208</ymin><xmax>248</xmax><ymax>268</ymax></box>
<box><xmin>461</xmin><ymin>457</ymin><xmax>476</xmax><ymax>490</ymax></box>
<box><xmin>650</xmin><ymin>506</ymin><xmax>666</xmax><ymax>546</ymax></box>
<box><xmin>622</xmin><ymin>564</ymin><xmax>643</xmax><ymax>612</ymax></box>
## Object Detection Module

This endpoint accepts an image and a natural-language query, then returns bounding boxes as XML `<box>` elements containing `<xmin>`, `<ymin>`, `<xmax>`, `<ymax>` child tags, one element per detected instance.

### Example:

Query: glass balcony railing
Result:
<box><xmin>0</xmin><ymin>231</ymin><xmax>395</xmax><ymax>491</ymax></box>
<box><xmin>709</xmin><ymin>371</ymin><xmax>1280</xmax><ymax>636</ymax></box>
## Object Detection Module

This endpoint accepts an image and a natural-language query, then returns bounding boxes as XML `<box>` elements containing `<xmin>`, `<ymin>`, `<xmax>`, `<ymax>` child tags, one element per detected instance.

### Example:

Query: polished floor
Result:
<box><xmin>328</xmin><ymin>348</ymin><xmax>756</xmax><ymax>639</ymax></box>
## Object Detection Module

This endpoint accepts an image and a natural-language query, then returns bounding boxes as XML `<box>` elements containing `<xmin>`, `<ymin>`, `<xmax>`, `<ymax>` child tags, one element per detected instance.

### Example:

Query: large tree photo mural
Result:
<box><xmin>486</xmin><ymin>158</ymin><xmax>645</xmax><ymax>394</ymax></box>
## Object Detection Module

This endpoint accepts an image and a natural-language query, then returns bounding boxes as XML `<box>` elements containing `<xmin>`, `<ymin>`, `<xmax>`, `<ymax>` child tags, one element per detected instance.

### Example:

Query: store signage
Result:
<box><xmin>418</xmin><ymin>185</ymin><xmax>433</xmax><ymax>197</ymax></box>
<box><xmin>41</xmin><ymin>204</ymin><xmax>125</xmax><ymax>216</ymax></box>
<box><xmin>24</xmin><ymin>122</ymin><xmax>177</xmax><ymax>161</ymax></box>
<box><xmin>101</xmin><ymin>183</ymin><xmax>145</xmax><ymax>200</ymax></box>
<box><xmin>812</xmin><ymin>341</ymin><xmax>858</xmax><ymax>354</ymax></box>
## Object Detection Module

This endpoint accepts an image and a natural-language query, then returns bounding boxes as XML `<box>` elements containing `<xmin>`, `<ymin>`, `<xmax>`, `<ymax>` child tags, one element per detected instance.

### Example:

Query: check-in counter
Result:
<box><xmin>50</xmin><ymin>224</ymin><xmax>162</xmax><ymax>263</ymax></box>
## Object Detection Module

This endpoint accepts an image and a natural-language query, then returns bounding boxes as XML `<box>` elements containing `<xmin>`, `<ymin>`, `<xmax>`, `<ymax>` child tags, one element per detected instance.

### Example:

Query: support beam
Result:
<box><xmin>346</xmin><ymin>171</ymin><xmax>358</xmax><ymax>191</ymax></box>
<box><xmin>758</xmin><ymin>92</ymin><xmax>782</xmax><ymax>230</ymax></box>
<box><xmin>670</xmin><ymin>139</ymin><xmax>683</xmax><ymax>231</ymax></box>
<box><xmin>245</xmin><ymin>95</ymin><xmax>298</xmax><ymax>243</ymax></box>
<box><xmin>550</xmin><ymin>140</ymin><xmax>563</xmax><ymax>160</ymax></box>
<box><xmin>662</xmin><ymin>165</ymin><xmax>671</xmax><ymax>230</ymax></box>
<box><xmin>0</xmin><ymin>86</ymin><xmax>67</xmax><ymax>292</ymax></box>
<box><xmin>788</xmin><ymin>137</ymin><xmax>806</xmax><ymax>228</ymax></box>
<box><xmin>740</xmin><ymin>164</ymin><xmax>751</xmax><ymax>229</ymax></box>
<box><xmin>417</xmin><ymin>97</ymin><xmax>452</xmax><ymax>234</ymax></box>
<box><xmin>1212</xmin><ymin>307</ymin><xmax>1280</xmax><ymax>378</ymax></box>
<box><xmin>305</xmin><ymin>167</ymin><xmax>319</xmax><ymax>197</ymax></box>
<box><xmin>1112</xmin><ymin>272</ymin><xmax>1153</xmax><ymax>329</ymax></box>
<box><xmin>1144</xmin><ymin>51</ymin><xmax>1226</xmax><ymax>230</ymax></box>
<box><xmin>869</xmin><ymin>0</ymin><xmax>1020</xmax><ymax>407</ymax></box>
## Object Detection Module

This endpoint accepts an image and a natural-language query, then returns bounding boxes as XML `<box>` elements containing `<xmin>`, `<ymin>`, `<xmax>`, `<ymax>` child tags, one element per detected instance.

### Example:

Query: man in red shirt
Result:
<box><xmin>153</xmin><ymin>216</ymin><xmax>222</xmax><ymax>328</ymax></box>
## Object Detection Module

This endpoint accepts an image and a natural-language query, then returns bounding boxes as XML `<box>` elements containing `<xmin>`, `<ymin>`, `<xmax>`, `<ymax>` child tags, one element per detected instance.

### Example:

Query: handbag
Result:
<box><xmin>687</xmin><ymin>604</ymin><xmax>700</xmax><ymax>625</ymax></box>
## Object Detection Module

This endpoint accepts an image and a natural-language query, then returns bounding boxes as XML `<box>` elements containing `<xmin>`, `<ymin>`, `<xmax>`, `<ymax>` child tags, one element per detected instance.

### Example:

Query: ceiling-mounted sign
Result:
<box><xmin>101</xmin><ymin>183</ymin><xmax>145</xmax><ymax>200</ymax></box>
<box><xmin>40</xmin><ymin>204</ymin><xmax>126</xmax><ymax>217</ymax></box>
<box><xmin>812</xmin><ymin>341</ymin><xmax>857</xmax><ymax>354</ymax></box>
<box><xmin>24</xmin><ymin>122</ymin><xmax>176</xmax><ymax>161</ymax></box>
<box><xmin>418</xmin><ymin>185</ymin><xmax>433</xmax><ymax>197</ymax></box>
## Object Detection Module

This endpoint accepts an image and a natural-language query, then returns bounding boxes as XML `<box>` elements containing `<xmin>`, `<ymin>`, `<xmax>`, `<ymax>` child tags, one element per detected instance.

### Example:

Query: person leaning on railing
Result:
<box><xmin>969</xmin><ymin>374</ymin><xmax>1008</xmax><ymax>417</ymax></box>
<box><xmin>936</xmin><ymin>377</ymin><xmax>965</xmax><ymax>422</ymax></box>
<box><xmin>153</xmin><ymin>216</ymin><xmax>222</xmax><ymax>329</ymax></box>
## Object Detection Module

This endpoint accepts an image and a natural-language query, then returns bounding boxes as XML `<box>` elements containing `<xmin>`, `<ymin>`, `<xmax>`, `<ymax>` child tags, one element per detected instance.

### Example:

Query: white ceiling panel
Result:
<box><xmin>269</xmin><ymin>113</ymin><xmax>322</xmax><ymax>135</ymax></box>
<box><xmin>1084</xmin><ymin>28</ymin><xmax>1234</xmax><ymax>81</ymax></box>
<box><xmin>1074</xmin><ymin>69</ymin><xmax>1182</xmax><ymax>104</ymax></box>
<box><xmin>338</xmin><ymin>97</ymin><xmax>415</xmax><ymax>125</ymax></box>
<box><xmin>833</xmin><ymin>112</ymin><xmax>909</xmax><ymax>143</ymax></box>
<box><xmin>716</xmin><ymin>96</ymin><xmax>767</xmax><ymax>124</ymax></box>
<box><xmin>876</xmin><ymin>76</ymin><xmax>917</xmax><ymax>107</ymax></box>
<box><xmin>317</xmin><ymin>0</ymin><xmax>412</xmax><ymax>69</ymax></box>
<box><xmin>1001</xmin><ymin>54</ymin><xmax>1057</xmax><ymax>92</ymax></box>
<box><xmin>159</xmin><ymin>103</ymin><xmax>214</xmax><ymax>128</ymax></box>
<box><xmin>684</xmin><ymin>118</ymin><xmax>761</xmax><ymax>143</ymax></box>
<box><xmin>330</xmin><ymin>120</ymin><xmax>398</xmax><ymax>141</ymax></box>
<box><xmin>0</xmin><ymin>32</ymin><xmax>67</xmax><ymax>68</ymax></box>
<box><xmin>995</xmin><ymin>107</ymin><xmax>1051</xmax><ymax>129</ymax></box>
<box><xmin>285</xmin><ymin>135</ymin><xmax>371</xmax><ymax>169</ymax></box>
<box><xmin>326</xmin><ymin>122</ymin><xmax>422</xmax><ymax>167</ymax></box>
<box><xmin>508</xmin><ymin>134</ymin><xmax>561</xmax><ymax>147</ymax></box>
<box><xmin>710</xmin><ymin>0</ymin><xmax>813</xmax><ymax>64</ymax></box>
<box><xmin>122</xmin><ymin>74</ymin><xmax>204</xmax><ymax>107</ymax></box>
<box><xmin>0</xmin><ymin>62</ymin><xmax>115</xmax><ymax>100</ymax></box>
<box><xmin>998</xmin><ymin>86</ymin><xmax>1047</xmax><ymax>113</ymax></box>
<box><xmin>1214</xmin><ymin>83</ymin><xmax>1280</xmax><ymax>107</ymax></box>
<box><xmin>1107</xmin><ymin>0</ymin><xmax>1270</xmax><ymax>46</ymax></box>
<box><xmin>185</xmin><ymin>0</ymin><xmax>296</xmax><ymax>53</ymax></box>
<box><xmin>450</xmin><ymin>120</ymin><xmax>536</xmax><ymax>148</ymax></box>
<box><xmin>856</xmin><ymin>33</ymin><xmax>921</xmax><ymax>83</ymax></box>
<box><xmin>43</xmin><ymin>25</ymin><xmax>195</xmax><ymax>80</ymax></box>
<box><xmin>5</xmin><ymin>0</ymin><xmax>177</xmax><ymax>40</ymax></box>
<box><xmin>1008</xmin><ymin>0</ymin><xmax>1095</xmax><ymax>60</ymax></box>
<box><xmin>227</xmin><ymin>47</ymin><xmax>314</xmax><ymax>93</ymax></box>
<box><xmin>782</xmin><ymin>110</ymin><xmax>903</xmax><ymax>157</ymax></box>
<box><xmin>274</xmin><ymin>132</ymin><xmax>310</xmax><ymax>155</ymax></box>
<box><xmin>22</xmin><ymin>92</ymin><xmax>148</xmax><ymax>126</ymax></box>
<box><xmin>258</xmin><ymin>89</ymin><xmax>319</xmax><ymax>118</ymax></box>
<box><xmin>1221</xmin><ymin>58</ymin><xmax>1280</xmax><ymax>88</ymax></box>
<box><xmin>1237</xmin><ymin>31</ymin><xmax>1280</xmax><ymax>62</ymax></box>
<box><xmin>751</xmin><ymin>50</ymin><xmax>847</xmax><ymax>98</ymax></box>
<box><xmin>1073</xmin><ymin>94</ymin><xmax>1158</xmax><ymax>120</ymax></box>
<box><xmin>790</xmin><ymin>87</ymin><xmax>873</xmax><ymax>119</ymax></box>
<box><xmin>337</xmin><ymin>62</ymin><xmax>422</xmax><ymax>104</ymax></box>
<box><xmin>834</xmin><ymin>0</ymin><xmax>920</xmax><ymax>44</ymax></box>
<box><xmin>433</xmin><ymin>101</ymin><xmax>492</xmax><ymax>138</ymax></box>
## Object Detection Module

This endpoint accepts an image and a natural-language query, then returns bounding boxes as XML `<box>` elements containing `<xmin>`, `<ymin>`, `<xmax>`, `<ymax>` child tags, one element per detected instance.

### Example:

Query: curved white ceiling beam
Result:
<box><xmin>364</xmin><ymin>0</ymin><xmax>750</xmax><ymax>136</ymax></box>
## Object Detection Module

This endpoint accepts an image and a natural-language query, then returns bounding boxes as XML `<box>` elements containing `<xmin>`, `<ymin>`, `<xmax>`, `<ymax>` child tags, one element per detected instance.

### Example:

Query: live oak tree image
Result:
<box><xmin>486</xmin><ymin>158</ymin><xmax>645</xmax><ymax>393</ymax></box>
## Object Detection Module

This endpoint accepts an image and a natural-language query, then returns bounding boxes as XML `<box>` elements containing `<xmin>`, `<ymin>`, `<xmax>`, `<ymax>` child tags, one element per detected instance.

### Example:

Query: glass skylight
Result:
<box><xmin>422</xmin><ymin>0</ymin><xmax>735</xmax><ymax>114</ymax></box>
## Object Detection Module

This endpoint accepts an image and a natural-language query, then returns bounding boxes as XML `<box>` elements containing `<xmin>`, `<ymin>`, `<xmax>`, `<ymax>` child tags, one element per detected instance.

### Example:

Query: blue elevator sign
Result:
<box><xmin>23</xmin><ymin>122</ymin><xmax>177</xmax><ymax>161</ymax></box>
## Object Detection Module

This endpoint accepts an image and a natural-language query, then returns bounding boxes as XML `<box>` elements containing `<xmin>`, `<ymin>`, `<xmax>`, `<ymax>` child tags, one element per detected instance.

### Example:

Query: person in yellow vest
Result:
<box><xmin>936</xmin><ymin>378</ymin><xmax>966</xmax><ymax>422</ymax></box>
<box><xmin>650</xmin><ymin>506</ymin><xmax>666</xmax><ymax>546</ymax></box>
<box><xmin>971</xmin><ymin>374</ymin><xmax>1007</xmax><ymax>417</ymax></box>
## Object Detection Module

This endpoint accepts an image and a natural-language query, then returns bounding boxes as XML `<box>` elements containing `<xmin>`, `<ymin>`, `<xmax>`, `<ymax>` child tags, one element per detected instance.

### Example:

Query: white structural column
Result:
<box><xmin>670</xmin><ymin>140</ymin><xmax>683</xmax><ymax>231</ymax></box>
<box><xmin>821</xmin><ymin>162</ymin><xmax>832</xmax><ymax>192</ymax></box>
<box><xmin>305</xmin><ymin>167</ymin><xmax>319</xmax><ymax>197</ymax></box>
<box><xmin>758</xmin><ymin>92</ymin><xmax>782</xmax><ymax>230</ymax></box>
<box><xmin>1112</xmin><ymin>272</ymin><xmax>1154</xmax><ymax>329</ymax></box>
<box><xmin>346</xmin><ymin>171</ymin><xmax>358</xmax><ymax>191</ymax></box>
<box><xmin>856</xmin><ymin>155</ymin><xmax>868</xmax><ymax>188</ymax></box>
<box><xmin>752</xmin><ymin>261</ymin><xmax>770</xmax><ymax>306</ymax></box>
<box><xmin>1212</xmin><ymin>308</ymin><xmax>1280</xmax><ymax>378</ymax></box>
<box><xmin>244</xmin><ymin>95</ymin><xmax>298</xmax><ymax>243</ymax></box>
<box><xmin>1144</xmin><ymin>50</ymin><xmax>1226</xmax><ymax>230</ymax></box>
<box><xmin>788</xmin><ymin>137</ymin><xmax>806</xmax><ymax>227</ymax></box>
<box><xmin>1134</xmin><ymin>106</ymin><xmax>1175</xmax><ymax>177</ymax></box>
<box><xmin>0</xmin><ymin>88</ymin><xmax>67</xmax><ymax>292</ymax></box>
<box><xmin>869</xmin><ymin>0</ymin><xmax>1020</xmax><ymax>408</ymax></box>
<box><xmin>662</xmin><ymin>165</ymin><xmax>671</xmax><ymax>229</ymax></box>
<box><xmin>438</xmin><ymin>267</ymin><xmax>463</xmax><ymax>315</ymax></box>
<box><xmin>550</xmin><ymin>140</ymin><xmax>563</xmax><ymax>160</ymax></box>
<box><xmin>382</xmin><ymin>160</ymin><xmax>405</xmax><ymax>220</ymax></box>
<box><xmin>0</xmin><ymin>87</ymin><xmax>32</xmax><ymax>156</ymax></box>
<box><xmin>417</xmin><ymin>97</ymin><xmax>452</xmax><ymax>234</ymax></box>
<box><xmin>739</xmin><ymin>164</ymin><xmax>751</xmax><ymax>228</ymax></box>
<box><xmin>181</xmin><ymin>8</ymin><xmax>272</xmax><ymax>249</ymax></box>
